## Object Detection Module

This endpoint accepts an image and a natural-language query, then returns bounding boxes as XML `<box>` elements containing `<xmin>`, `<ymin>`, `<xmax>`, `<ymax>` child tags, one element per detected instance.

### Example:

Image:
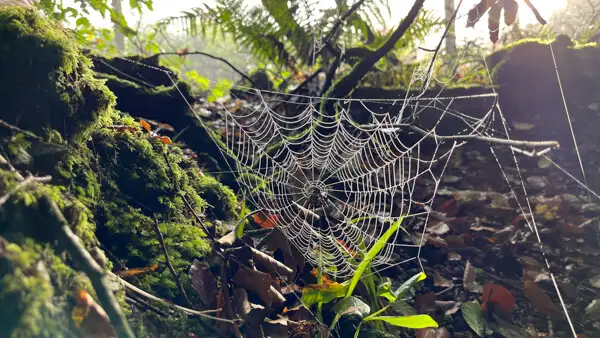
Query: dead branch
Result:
<box><xmin>327</xmin><ymin>0</ymin><xmax>426</xmax><ymax>100</ymax></box>
<box><xmin>40</xmin><ymin>195</ymin><xmax>135</xmax><ymax>338</ymax></box>
<box><xmin>0</xmin><ymin>175</ymin><xmax>51</xmax><ymax>206</ymax></box>
<box><xmin>0</xmin><ymin>119</ymin><xmax>43</xmax><ymax>140</ymax></box>
<box><xmin>158</xmin><ymin>51</ymin><xmax>255</xmax><ymax>87</ymax></box>
<box><xmin>378</xmin><ymin>123</ymin><xmax>560</xmax><ymax>149</ymax></box>
<box><xmin>152</xmin><ymin>214</ymin><xmax>195</xmax><ymax>308</ymax></box>
<box><xmin>113</xmin><ymin>272</ymin><xmax>237</xmax><ymax>323</ymax></box>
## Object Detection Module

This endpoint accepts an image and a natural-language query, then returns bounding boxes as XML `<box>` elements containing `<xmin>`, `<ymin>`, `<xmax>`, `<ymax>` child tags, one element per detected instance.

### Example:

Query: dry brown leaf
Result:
<box><xmin>416</xmin><ymin>327</ymin><xmax>451</xmax><ymax>338</ymax></box>
<box><xmin>233</xmin><ymin>264</ymin><xmax>285</xmax><ymax>306</ymax></box>
<box><xmin>434</xmin><ymin>272</ymin><xmax>454</xmax><ymax>288</ymax></box>
<box><xmin>463</xmin><ymin>260</ymin><xmax>481</xmax><ymax>292</ymax></box>
<box><xmin>189</xmin><ymin>260</ymin><xmax>218</xmax><ymax>309</ymax></box>
<box><xmin>523</xmin><ymin>280</ymin><xmax>562</xmax><ymax>319</ymax></box>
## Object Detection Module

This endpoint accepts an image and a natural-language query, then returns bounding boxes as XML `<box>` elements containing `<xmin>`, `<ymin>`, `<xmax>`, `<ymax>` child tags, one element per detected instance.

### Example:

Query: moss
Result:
<box><xmin>0</xmin><ymin>7</ymin><xmax>115</xmax><ymax>143</ymax></box>
<box><xmin>0</xmin><ymin>171</ymin><xmax>97</xmax><ymax>250</ymax></box>
<box><xmin>0</xmin><ymin>235</ymin><xmax>101</xmax><ymax>338</ymax></box>
<box><xmin>80</xmin><ymin>129</ymin><xmax>231</xmax><ymax>298</ymax></box>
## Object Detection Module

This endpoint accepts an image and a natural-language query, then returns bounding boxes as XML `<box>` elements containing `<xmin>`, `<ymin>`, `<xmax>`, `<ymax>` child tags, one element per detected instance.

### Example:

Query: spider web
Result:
<box><xmin>208</xmin><ymin>53</ymin><xmax>501</xmax><ymax>279</ymax></box>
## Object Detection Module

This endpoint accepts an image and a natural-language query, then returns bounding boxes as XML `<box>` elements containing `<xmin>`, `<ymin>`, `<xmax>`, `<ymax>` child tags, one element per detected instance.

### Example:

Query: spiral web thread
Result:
<box><xmin>213</xmin><ymin>50</ymin><xmax>499</xmax><ymax>279</ymax></box>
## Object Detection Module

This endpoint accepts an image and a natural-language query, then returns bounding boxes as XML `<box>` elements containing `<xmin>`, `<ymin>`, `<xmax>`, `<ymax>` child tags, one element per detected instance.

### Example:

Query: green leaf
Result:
<box><xmin>301</xmin><ymin>282</ymin><xmax>349</xmax><ymax>308</ymax></box>
<box><xmin>377</xmin><ymin>279</ymin><xmax>395</xmax><ymax>302</ymax></box>
<box><xmin>330</xmin><ymin>296</ymin><xmax>371</xmax><ymax>332</ymax></box>
<box><xmin>346</xmin><ymin>217</ymin><xmax>404</xmax><ymax>297</ymax></box>
<box><xmin>393</xmin><ymin>271</ymin><xmax>427</xmax><ymax>299</ymax></box>
<box><xmin>391</xmin><ymin>300</ymin><xmax>417</xmax><ymax>316</ymax></box>
<box><xmin>333</xmin><ymin>296</ymin><xmax>370</xmax><ymax>318</ymax></box>
<box><xmin>585</xmin><ymin>299</ymin><xmax>600</xmax><ymax>320</ymax></box>
<box><xmin>462</xmin><ymin>300</ymin><xmax>492</xmax><ymax>337</ymax></box>
<box><xmin>235</xmin><ymin>200</ymin><xmax>249</xmax><ymax>239</ymax></box>
<box><xmin>364</xmin><ymin>315</ymin><xmax>438</xmax><ymax>329</ymax></box>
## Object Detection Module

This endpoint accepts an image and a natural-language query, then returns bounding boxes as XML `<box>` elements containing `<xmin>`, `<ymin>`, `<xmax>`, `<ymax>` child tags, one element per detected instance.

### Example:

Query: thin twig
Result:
<box><xmin>0</xmin><ymin>175</ymin><xmax>52</xmax><ymax>206</ymax></box>
<box><xmin>368</xmin><ymin>123</ymin><xmax>560</xmax><ymax>149</ymax></box>
<box><xmin>113</xmin><ymin>272</ymin><xmax>236</xmax><ymax>323</ymax></box>
<box><xmin>0</xmin><ymin>119</ymin><xmax>43</xmax><ymax>141</ymax></box>
<box><xmin>157</xmin><ymin>51</ymin><xmax>255</xmax><ymax>87</ymax></box>
<box><xmin>152</xmin><ymin>214</ymin><xmax>195</xmax><ymax>309</ymax></box>
<box><xmin>419</xmin><ymin>0</ymin><xmax>464</xmax><ymax>93</ymax></box>
<box><xmin>40</xmin><ymin>196</ymin><xmax>135</xmax><ymax>338</ymax></box>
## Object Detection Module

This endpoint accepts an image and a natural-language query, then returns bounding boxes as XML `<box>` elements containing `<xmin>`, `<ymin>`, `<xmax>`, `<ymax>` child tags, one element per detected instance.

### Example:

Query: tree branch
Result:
<box><xmin>158</xmin><ymin>51</ymin><xmax>255</xmax><ymax>87</ymax></box>
<box><xmin>373</xmin><ymin>123</ymin><xmax>560</xmax><ymax>149</ymax></box>
<box><xmin>40</xmin><ymin>195</ymin><xmax>135</xmax><ymax>338</ymax></box>
<box><xmin>317</xmin><ymin>0</ymin><xmax>369</xmax><ymax>55</ymax></box>
<box><xmin>327</xmin><ymin>0</ymin><xmax>426</xmax><ymax>99</ymax></box>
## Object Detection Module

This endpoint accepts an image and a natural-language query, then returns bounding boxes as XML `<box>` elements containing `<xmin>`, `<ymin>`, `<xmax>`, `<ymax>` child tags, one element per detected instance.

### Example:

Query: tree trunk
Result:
<box><xmin>112</xmin><ymin>0</ymin><xmax>125</xmax><ymax>52</ymax></box>
<box><xmin>444</xmin><ymin>0</ymin><xmax>457</xmax><ymax>56</ymax></box>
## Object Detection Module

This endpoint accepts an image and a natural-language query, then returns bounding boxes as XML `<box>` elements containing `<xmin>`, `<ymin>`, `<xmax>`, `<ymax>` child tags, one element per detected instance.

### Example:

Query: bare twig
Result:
<box><xmin>152</xmin><ymin>214</ymin><xmax>195</xmax><ymax>308</ymax></box>
<box><xmin>113</xmin><ymin>272</ymin><xmax>236</xmax><ymax>323</ymax></box>
<box><xmin>0</xmin><ymin>175</ymin><xmax>52</xmax><ymax>206</ymax></box>
<box><xmin>40</xmin><ymin>195</ymin><xmax>135</xmax><ymax>338</ymax></box>
<box><xmin>158</xmin><ymin>51</ymin><xmax>255</xmax><ymax>87</ymax></box>
<box><xmin>369</xmin><ymin>123</ymin><xmax>560</xmax><ymax>149</ymax></box>
<box><xmin>0</xmin><ymin>119</ymin><xmax>43</xmax><ymax>140</ymax></box>
<box><xmin>419</xmin><ymin>0</ymin><xmax>464</xmax><ymax>93</ymax></box>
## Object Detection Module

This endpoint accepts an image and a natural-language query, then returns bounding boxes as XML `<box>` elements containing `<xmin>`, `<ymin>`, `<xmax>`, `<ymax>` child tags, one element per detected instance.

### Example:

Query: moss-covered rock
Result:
<box><xmin>0</xmin><ymin>6</ymin><xmax>238</xmax><ymax>337</ymax></box>
<box><xmin>0</xmin><ymin>7</ymin><xmax>115</xmax><ymax>143</ymax></box>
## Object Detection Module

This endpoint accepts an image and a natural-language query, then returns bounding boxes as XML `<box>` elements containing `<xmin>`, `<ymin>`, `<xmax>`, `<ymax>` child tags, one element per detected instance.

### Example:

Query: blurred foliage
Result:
<box><xmin>155</xmin><ymin>0</ymin><xmax>443</xmax><ymax>73</ymax></box>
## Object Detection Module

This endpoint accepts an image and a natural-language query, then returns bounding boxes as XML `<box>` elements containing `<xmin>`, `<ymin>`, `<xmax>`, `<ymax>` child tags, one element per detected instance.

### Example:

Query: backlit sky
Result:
<box><xmin>67</xmin><ymin>0</ymin><xmax>567</xmax><ymax>45</ymax></box>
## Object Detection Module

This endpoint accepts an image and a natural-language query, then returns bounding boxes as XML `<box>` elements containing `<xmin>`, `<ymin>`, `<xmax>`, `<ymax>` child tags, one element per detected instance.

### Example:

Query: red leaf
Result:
<box><xmin>438</xmin><ymin>198</ymin><xmax>460</xmax><ymax>217</ymax></box>
<box><xmin>482</xmin><ymin>283</ymin><xmax>515</xmax><ymax>313</ymax></box>
<box><xmin>252</xmin><ymin>212</ymin><xmax>279</xmax><ymax>229</ymax></box>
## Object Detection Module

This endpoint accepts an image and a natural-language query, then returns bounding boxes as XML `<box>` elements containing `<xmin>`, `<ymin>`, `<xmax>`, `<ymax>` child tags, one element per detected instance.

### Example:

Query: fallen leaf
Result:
<box><xmin>437</xmin><ymin>198</ymin><xmax>460</xmax><ymax>217</ymax></box>
<box><xmin>140</xmin><ymin>120</ymin><xmax>152</xmax><ymax>134</ymax></box>
<box><xmin>415</xmin><ymin>292</ymin><xmax>437</xmax><ymax>313</ymax></box>
<box><xmin>253</xmin><ymin>212</ymin><xmax>279</xmax><ymax>229</ymax></box>
<box><xmin>482</xmin><ymin>283</ymin><xmax>515</xmax><ymax>313</ymax></box>
<box><xmin>416</xmin><ymin>327</ymin><xmax>451</xmax><ymax>338</ymax></box>
<box><xmin>462</xmin><ymin>300</ymin><xmax>492</xmax><ymax>337</ymax></box>
<box><xmin>434</xmin><ymin>272</ymin><xmax>454</xmax><ymax>288</ymax></box>
<box><xmin>523</xmin><ymin>280</ymin><xmax>562</xmax><ymax>319</ymax></box>
<box><xmin>233</xmin><ymin>264</ymin><xmax>285</xmax><ymax>306</ymax></box>
<box><xmin>189</xmin><ymin>260</ymin><xmax>218</xmax><ymax>309</ymax></box>
<box><xmin>427</xmin><ymin>221</ymin><xmax>450</xmax><ymax>236</ymax></box>
<box><xmin>72</xmin><ymin>289</ymin><xmax>117</xmax><ymax>338</ymax></box>
<box><xmin>116</xmin><ymin>263</ymin><xmax>158</xmax><ymax>278</ymax></box>
<box><xmin>463</xmin><ymin>261</ymin><xmax>481</xmax><ymax>292</ymax></box>
<box><xmin>584</xmin><ymin>299</ymin><xmax>600</xmax><ymax>319</ymax></box>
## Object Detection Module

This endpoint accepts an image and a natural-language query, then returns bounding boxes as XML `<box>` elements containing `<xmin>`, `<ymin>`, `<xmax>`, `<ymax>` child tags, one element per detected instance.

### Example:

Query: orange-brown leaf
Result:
<box><xmin>140</xmin><ymin>120</ymin><xmax>152</xmax><ymax>133</ymax></box>
<box><xmin>252</xmin><ymin>212</ymin><xmax>279</xmax><ymax>229</ymax></box>
<box><xmin>117</xmin><ymin>264</ymin><xmax>159</xmax><ymax>278</ymax></box>
<box><xmin>71</xmin><ymin>289</ymin><xmax>116</xmax><ymax>337</ymax></box>
<box><xmin>482</xmin><ymin>283</ymin><xmax>515</xmax><ymax>313</ymax></box>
